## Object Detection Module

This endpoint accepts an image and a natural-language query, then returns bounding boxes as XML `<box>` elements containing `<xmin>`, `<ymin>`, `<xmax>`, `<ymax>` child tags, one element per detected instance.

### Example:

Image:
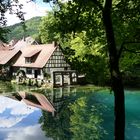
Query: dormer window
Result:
<box><xmin>24</xmin><ymin>49</ymin><xmax>41</xmax><ymax>64</ymax></box>
<box><xmin>25</xmin><ymin>57</ymin><xmax>32</xmax><ymax>64</ymax></box>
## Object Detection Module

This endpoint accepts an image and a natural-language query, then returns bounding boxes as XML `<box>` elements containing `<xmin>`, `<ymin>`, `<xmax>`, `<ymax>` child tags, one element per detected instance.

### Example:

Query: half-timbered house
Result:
<box><xmin>13</xmin><ymin>42</ymin><xmax>77</xmax><ymax>86</ymax></box>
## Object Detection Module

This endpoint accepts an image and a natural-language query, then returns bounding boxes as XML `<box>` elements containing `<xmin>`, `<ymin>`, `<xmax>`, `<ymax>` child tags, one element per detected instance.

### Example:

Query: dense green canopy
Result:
<box><xmin>39</xmin><ymin>0</ymin><xmax>140</xmax><ymax>86</ymax></box>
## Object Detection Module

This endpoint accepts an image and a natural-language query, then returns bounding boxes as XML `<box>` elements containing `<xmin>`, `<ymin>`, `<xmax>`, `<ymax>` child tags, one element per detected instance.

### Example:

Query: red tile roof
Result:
<box><xmin>18</xmin><ymin>91</ymin><xmax>55</xmax><ymax>112</ymax></box>
<box><xmin>0</xmin><ymin>50</ymin><xmax>20</xmax><ymax>65</ymax></box>
<box><xmin>8</xmin><ymin>91</ymin><xmax>55</xmax><ymax>113</ymax></box>
<box><xmin>9</xmin><ymin>39</ymin><xmax>18</xmax><ymax>47</ymax></box>
<box><xmin>24</xmin><ymin>49</ymin><xmax>41</xmax><ymax>58</ymax></box>
<box><xmin>0</xmin><ymin>41</ymin><xmax>10</xmax><ymax>50</ymax></box>
<box><xmin>13</xmin><ymin>43</ymin><xmax>57</xmax><ymax>68</ymax></box>
<box><xmin>13</xmin><ymin>37</ymin><xmax>38</xmax><ymax>50</ymax></box>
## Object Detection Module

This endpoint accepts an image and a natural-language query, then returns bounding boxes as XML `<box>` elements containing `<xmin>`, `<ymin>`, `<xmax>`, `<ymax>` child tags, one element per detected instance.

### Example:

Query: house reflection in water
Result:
<box><xmin>46</xmin><ymin>87</ymin><xmax>69</xmax><ymax>115</ymax></box>
<box><xmin>7</xmin><ymin>87</ymin><xmax>71</xmax><ymax>117</ymax></box>
<box><xmin>8</xmin><ymin>91</ymin><xmax>56</xmax><ymax>115</ymax></box>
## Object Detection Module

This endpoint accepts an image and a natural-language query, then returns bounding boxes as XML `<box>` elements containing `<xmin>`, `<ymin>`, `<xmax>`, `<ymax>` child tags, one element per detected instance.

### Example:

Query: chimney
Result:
<box><xmin>52</xmin><ymin>41</ymin><xmax>57</xmax><ymax>47</ymax></box>
<box><xmin>23</xmin><ymin>36</ymin><xmax>25</xmax><ymax>41</ymax></box>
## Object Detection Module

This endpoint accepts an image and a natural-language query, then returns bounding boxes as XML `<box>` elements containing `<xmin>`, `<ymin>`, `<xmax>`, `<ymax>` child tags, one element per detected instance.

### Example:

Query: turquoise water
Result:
<box><xmin>92</xmin><ymin>90</ymin><xmax>140</xmax><ymax>140</ymax></box>
<box><xmin>125</xmin><ymin>90</ymin><xmax>140</xmax><ymax>140</ymax></box>
<box><xmin>34</xmin><ymin>88</ymin><xmax>140</xmax><ymax>140</ymax></box>
<box><xmin>0</xmin><ymin>82</ymin><xmax>140</xmax><ymax>140</ymax></box>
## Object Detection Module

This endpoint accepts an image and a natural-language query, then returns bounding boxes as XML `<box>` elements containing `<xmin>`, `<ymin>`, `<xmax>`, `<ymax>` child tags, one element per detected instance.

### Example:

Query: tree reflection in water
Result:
<box><xmin>39</xmin><ymin>87</ymin><xmax>105</xmax><ymax>140</ymax></box>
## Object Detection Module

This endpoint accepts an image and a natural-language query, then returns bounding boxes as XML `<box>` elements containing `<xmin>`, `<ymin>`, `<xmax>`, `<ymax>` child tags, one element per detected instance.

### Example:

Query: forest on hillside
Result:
<box><xmin>5</xmin><ymin>17</ymin><xmax>41</xmax><ymax>42</ymax></box>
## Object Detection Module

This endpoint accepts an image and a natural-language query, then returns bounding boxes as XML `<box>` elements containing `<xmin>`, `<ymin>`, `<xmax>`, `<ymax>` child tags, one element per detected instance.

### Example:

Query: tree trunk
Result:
<box><xmin>102</xmin><ymin>0</ymin><xmax>125</xmax><ymax>140</ymax></box>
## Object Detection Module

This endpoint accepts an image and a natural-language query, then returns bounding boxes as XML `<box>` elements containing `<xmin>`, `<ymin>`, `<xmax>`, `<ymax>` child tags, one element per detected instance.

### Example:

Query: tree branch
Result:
<box><xmin>92</xmin><ymin>0</ymin><xmax>103</xmax><ymax>11</ymax></box>
<box><xmin>118</xmin><ymin>41</ymin><xmax>140</xmax><ymax>59</ymax></box>
<box><xmin>124</xmin><ymin>48</ymin><xmax>140</xmax><ymax>54</ymax></box>
<box><xmin>117</xmin><ymin>42</ymin><xmax>125</xmax><ymax>59</ymax></box>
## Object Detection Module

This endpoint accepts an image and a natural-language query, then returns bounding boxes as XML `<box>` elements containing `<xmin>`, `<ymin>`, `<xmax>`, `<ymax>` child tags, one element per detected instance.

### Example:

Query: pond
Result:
<box><xmin>0</xmin><ymin>81</ymin><xmax>140</xmax><ymax>140</ymax></box>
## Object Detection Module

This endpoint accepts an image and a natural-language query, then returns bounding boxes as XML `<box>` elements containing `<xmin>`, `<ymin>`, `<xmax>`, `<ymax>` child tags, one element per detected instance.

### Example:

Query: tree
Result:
<box><xmin>39</xmin><ymin>12</ymin><xmax>60</xmax><ymax>43</ymax></box>
<box><xmin>42</xmin><ymin>0</ymin><xmax>140</xmax><ymax>139</ymax></box>
<box><xmin>0</xmin><ymin>27</ymin><xmax>9</xmax><ymax>42</ymax></box>
<box><xmin>0</xmin><ymin>0</ymin><xmax>25</xmax><ymax>42</ymax></box>
<box><xmin>102</xmin><ymin>1</ymin><xmax>125</xmax><ymax>139</ymax></box>
<box><xmin>39</xmin><ymin>12</ymin><xmax>109</xmax><ymax>85</ymax></box>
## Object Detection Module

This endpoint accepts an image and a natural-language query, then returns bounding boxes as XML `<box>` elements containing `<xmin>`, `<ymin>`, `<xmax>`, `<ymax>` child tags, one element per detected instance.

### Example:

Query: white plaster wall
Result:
<box><xmin>18</xmin><ymin>68</ymin><xmax>44</xmax><ymax>80</ymax></box>
<box><xmin>37</xmin><ymin>75</ymin><xmax>44</xmax><ymax>79</ymax></box>
<box><xmin>50</xmin><ymin>68</ymin><xmax>65</xmax><ymax>72</ymax></box>
<box><xmin>26</xmin><ymin>74</ymin><xmax>34</xmax><ymax>78</ymax></box>
<box><xmin>19</xmin><ymin>67</ymin><xmax>26</xmax><ymax>71</ymax></box>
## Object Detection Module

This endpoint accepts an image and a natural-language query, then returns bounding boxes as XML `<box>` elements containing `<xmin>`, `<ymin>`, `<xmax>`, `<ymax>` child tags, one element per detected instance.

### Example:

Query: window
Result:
<box><xmin>37</xmin><ymin>69</ymin><xmax>41</xmax><ymax>75</ymax></box>
<box><xmin>64</xmin><ymin>67</ymin><xmax>68</xmax><ymax>70</ymax></box>
<box><xmin>26</xmin><ymin>68</ymin><xmax>32</xmax><ymax>74</ymax></box>
<box><xmin>25</xmin><ymin>57</ymin><xmax>32</xmax><ymax>64</ymax></box>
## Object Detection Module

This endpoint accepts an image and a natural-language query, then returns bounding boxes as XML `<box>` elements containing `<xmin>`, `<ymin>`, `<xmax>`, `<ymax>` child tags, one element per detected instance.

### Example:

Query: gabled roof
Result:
<box><xmin>20</xmin><ymin>92</ymin><xmax>55</xmax><ymax>112</ymax></box>
<box><xmin>24</xmin><ymin>49</ymin><xmax>41</xmax><ymax>58</ymax></box>
<box><xmin>0</xmin><ymin>41</ymin><xmax>10</xmax><ymax>50</ymax></box>
<box><xmin>13</xmin><ymin>43</ymin><xmax>57</xmax><ymax>68</ymax></box>
<box><xmin>0</xmin><ymin>50</ymin><xmax>20</xmax><ymax>65</ymax></box>
<box><xmin>25</xmin><ymin>36</ymin><xmax>38</xmax><ymax>44</ymax></box>
<box><xmin>7</xmin><ymin>91</ymin><xmax>55</xmax><ymax>113</ymax></box>
<box><xmin>9</xmin><ymin>39</ymin><xmax>18</xmax><ymax>47</ymax></box>
<box><xmin>13</xmin><ymin>37</ymin><xmax>38</xmax><ymax>50</ymax></box>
